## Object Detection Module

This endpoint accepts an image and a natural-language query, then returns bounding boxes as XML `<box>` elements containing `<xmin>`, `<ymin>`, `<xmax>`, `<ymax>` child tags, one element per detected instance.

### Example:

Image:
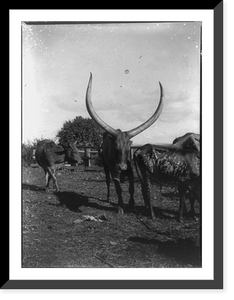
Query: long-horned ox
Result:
<box><xmin>35</xmin><ymin>139</ymin><xmax>82</xmax><ymax>192</ymax></box>
<box><xmin>134</xmin><ymin>143</ymin><xmax>200</xmax><ymax>222</ymax></box>
<box><xmin>85</xmin><ymin>73</ymin><xmax>164</xmax><ymax>214</ymax></box>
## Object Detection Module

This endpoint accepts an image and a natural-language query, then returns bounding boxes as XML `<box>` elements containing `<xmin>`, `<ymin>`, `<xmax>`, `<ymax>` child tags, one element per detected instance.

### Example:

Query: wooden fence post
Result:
<box><xmin>84</xmin><ymin>147</ymin><xmax>91</xmax><ymax>167</ymax></box>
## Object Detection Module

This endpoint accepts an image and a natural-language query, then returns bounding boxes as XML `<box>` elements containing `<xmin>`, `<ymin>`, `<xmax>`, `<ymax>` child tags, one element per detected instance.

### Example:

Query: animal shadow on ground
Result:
<box><xmin>53</xmin><ymin>191</ymin><xmax>117</xmax><ymax>213</ymax></box>
<box><xmin>128</xmin><ymin>236</ymin><xmax>201</xmax><ymax>266</ymax></box>
<box><xmin>83</xmin><ymin>168</ymin><xmax>102</xmax><ymax>173</ymax></box>
<box><xmin>161</xmin><ymin>191</ymin><xmax>178</xmax><ymax>197</ymax></box>
<box><xmin>134</xmin><ymin>205</ymin><xmax>178</xmax><ymax>220</ymax></box>
<box><xmin>84</xmin><ymin>178</ymin><xmax>107</xmax><ymax>183</ymax></box>
<box><xmin>153</xmin><ymin>206</ymin><xmax>179</xmax><ymax>220</ymax></box>
<box><xmin>52</xmin><ymin>191</ymin><xmax>88</xmax><ymax>213</ymax></box>
<box><xmin>22</xmin><ymin>183</ymin><xmax>45</xmax><ymax>192</ymax></box>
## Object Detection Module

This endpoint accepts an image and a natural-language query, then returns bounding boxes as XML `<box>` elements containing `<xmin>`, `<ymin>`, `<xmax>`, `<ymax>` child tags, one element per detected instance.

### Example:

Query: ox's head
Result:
<box><xmin>64</xmin><ymin>141</ymin><xmax>82</xmax><ymax>164</ymax></box>
<box><xmin>85</xmin><ymin>73</ymin><xmax>164</xmax><ymax>172</ymax></box>
<box><xmin>114</xmin><ymin>130</ymin><xmax>132</xmax><ymax>171</ymax></box>
<box><xmin>173</xmin><ymin>133</ymin><xmax>200</xmax><ymax>152</ymax></box>
<box><xmin>103</xmin><ymin>130</ymin><xmax>133</xmax><ymax>172</ymax></box>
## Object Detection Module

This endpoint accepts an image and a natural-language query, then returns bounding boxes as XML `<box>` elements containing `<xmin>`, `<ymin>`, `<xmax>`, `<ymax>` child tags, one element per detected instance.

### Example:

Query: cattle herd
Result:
<box><xmin>35</xmin><ymin>73</ymin><xmax>200</xmax><ymax>223</ymax></box>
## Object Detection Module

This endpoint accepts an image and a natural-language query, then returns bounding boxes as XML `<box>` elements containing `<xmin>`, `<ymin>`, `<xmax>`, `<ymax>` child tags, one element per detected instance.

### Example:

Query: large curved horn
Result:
<box><xmin>127</xmin><ymin>82</ymin><xmax>164</xmax><ymax>138</ymax></box>
<box><xmin>86</xmin><ymin>73</ymin><xmax>117</xmax><ymax>136</ymax></box>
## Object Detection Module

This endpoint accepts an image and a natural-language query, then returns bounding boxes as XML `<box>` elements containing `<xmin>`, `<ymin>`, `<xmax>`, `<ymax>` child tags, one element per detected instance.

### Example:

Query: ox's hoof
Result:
<box><xmin>128</xmin><ymin>203</ymin><xmax>137</xmax><ymax>215</ymax></box>
<box><xmin>188</xmin><ymin>210</ymin><xmax>196</xmax><ymax>218</ymax></box>
<box><xmin>129</xmin><ymin>199</ymin><xmax>135</xmax><ymax>209</ymax></box>
<box><xmin>118</xmin><ymin>207</ymin><xmax>124</xmax><ymax>215</ymax></box>
<box><xmin>177</xmin><ymin>217</ymin><xmax>184</xmax><ymax>223</ymax></box>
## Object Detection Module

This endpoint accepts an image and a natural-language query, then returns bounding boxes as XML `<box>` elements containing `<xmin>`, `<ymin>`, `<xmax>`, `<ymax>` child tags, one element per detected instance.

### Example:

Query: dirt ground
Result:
<box><xmin>22</xmin><ymin>164</ymin><xmax>201</xmax><ymax>268</ymax></box>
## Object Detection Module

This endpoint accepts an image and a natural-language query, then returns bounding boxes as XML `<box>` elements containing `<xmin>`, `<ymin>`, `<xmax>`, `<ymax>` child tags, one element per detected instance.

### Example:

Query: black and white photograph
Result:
<box><xmin>21</xmin><ymin>21</ymin><xmax>202</xmax><ymax>269</ymax></box>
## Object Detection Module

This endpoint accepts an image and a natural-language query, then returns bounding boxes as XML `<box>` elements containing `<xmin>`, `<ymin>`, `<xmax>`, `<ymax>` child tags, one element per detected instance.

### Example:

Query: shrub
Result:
<box><xmin>22</xmin><ymin>138</ymin><xmax>43</xmax><ymax>166</ymax></box>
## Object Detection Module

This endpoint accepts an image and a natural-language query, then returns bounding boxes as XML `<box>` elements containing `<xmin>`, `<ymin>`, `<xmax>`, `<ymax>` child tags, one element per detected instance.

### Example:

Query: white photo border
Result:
<box><xmin>7</xmin><ymin>6</ymin><xmax>223</xmax><ymax>289</ymax></box>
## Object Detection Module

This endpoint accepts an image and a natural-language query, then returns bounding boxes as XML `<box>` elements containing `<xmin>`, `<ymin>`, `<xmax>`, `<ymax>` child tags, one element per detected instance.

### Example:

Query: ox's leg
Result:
<box><xmin>142</xmin><ymin>177</ymin><xmax>155</xmax><ymax>219</ymax></box>
<box><xmin>189</xmin><ymin>196</ymin><xmax>195</xmax><ymax>217</ymax></box>
<box><xmin>44</xmin><ymin>168</ymin><xmax>51</xmax><ymax>192</ymax></box>
<box><xmin>136</xmin><ymin>159</ymin><xmax>155</xmax><ymax>219</ymax></box>
<box><xmin>106</xmin><ymin>171</ymin><xmax>111</xmax><ymax>203</ymax></box>
<box><xmin>137</xmin><ymin>160</ymin><xmax>155</xmax><ymax>219</ymax></box>
<box><xmin>159</xmin><ymin>183</ymin><xmax>162</xmax><ymax>193</ymax></box>
<box><xmin>45</xmin><ymin>171</ymin><xmax>50</xmax><ymax>192</ymax></box>
<box><xmin>188</xmin><ymin>187</ymin><xmax>200</xmax><ymax>219</ymax></box>
<box><xmin>47</xmin><ymin>167</ymin><xmax>59</xmax><ymax>192</ymax></box>
<box><xmin>47</xmin><ymin>174</ymin><xmax>53</xmax><ymax>189</ymax></box>
<box><xmin>101</xmin><ymin>153</ymin><xmax>111</xmax><ymax>202</ymax></box>
<box><xmin>103</xmin><ymin>162</ymin><xmax>110</xmax><ymax>202</ymax></box>
<box><xmin>178</xmin><ymin>182</ymin><xmax>187</xmax><ymax>222</ymax></box>
<box><xmin>113</xmin><ymin>180</ymin><xmax>124</xmax><ymax>214</ymax></box>
<box><xmin>127</xmin><ymin>162</ymin><xmax>135</xmax><ymax>209</ymax></box>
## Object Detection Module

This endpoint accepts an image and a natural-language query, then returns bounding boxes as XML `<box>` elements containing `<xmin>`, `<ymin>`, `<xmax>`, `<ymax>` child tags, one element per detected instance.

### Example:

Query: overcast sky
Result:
<box><xmin>22</xmin><ymin>22</ymin><xmax>201</xmax><ymax>145</ymax></box>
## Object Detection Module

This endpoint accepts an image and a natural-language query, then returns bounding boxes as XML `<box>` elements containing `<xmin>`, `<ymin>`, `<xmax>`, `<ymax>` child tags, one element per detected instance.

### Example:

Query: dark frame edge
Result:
<box><xmin>0</xmin><ymin>279</ymin><xmax>224</xmax><ymax>289</ymax></box>
<box><xmin>6</xmin><ymin>4</ymin><xmax>223</xmax><ymax>290</ymax></box>
<box><xmin>213</xmin><ymin>0</ymin><xmax>223</xmax><ymax>290</ymax></box>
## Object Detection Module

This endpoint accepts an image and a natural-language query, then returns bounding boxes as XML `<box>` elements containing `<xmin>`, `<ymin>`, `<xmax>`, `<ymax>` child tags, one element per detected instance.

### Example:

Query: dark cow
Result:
<box><xmin>35</xmin><ymin>139</ymin><xmax>82</xmax><ymax>192</ymax></box>
<box><xmin>134</xmin><ymin>144</ymin><xmax>200</xmax><ymax>221</ymax></box>
<box><xmin>173</xmin><ymin>132</ymin><xmax>200</xmax><ymax>152</ymax></box>
<box><xmin>85</xmin><ymin>73</ymin><xmax>164</xmax><ymax>214</ymax></box>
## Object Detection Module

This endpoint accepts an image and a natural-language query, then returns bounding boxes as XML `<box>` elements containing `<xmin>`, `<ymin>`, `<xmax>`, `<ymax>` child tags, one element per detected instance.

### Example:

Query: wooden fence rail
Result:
<box><xmin>76</xmin><ymin>146</ymin><xmax>141</xmax><ymax>167</ymax></box>
<box><xmin>31</xmin><ymin>146</ymin><xmax>142</xmax><ymax>169</ymax></box>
